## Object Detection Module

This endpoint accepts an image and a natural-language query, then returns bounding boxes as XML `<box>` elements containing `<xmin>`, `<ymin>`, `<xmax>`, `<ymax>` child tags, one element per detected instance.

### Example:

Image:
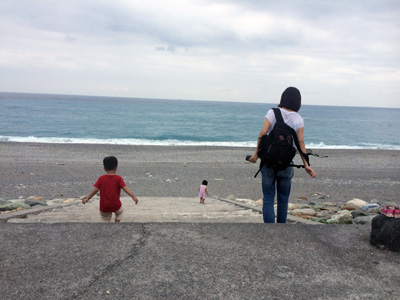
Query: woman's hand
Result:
<box><xmin>305</xmin><ymin>166</ymin><xmax>316</xmax><ymax>178</ymax></box>
<box><xmin>249</xmin><ymin>153</ymin><xmax>258</xmax><ymax>163</ymax></box>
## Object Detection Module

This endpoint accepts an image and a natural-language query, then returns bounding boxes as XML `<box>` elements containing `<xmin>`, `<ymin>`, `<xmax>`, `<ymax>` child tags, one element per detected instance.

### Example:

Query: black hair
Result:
<box><xmin>278</xmin><ymin>87</ymin><xmax>301</xmax><ymax>112</ymax></box>
<box><xmin>103</xmin><ymin>156</ymin><xmax>118</xmax><ymax>171</ymax></box>
<box><xmin>202</xmin><ymin>180</ymin><xmax>208</xmax><ymax>185</ymax></box>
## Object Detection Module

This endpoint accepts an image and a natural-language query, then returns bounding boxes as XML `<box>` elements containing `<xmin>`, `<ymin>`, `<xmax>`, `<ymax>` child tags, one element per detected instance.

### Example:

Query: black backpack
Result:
<box><xmin>254</xmin><ymin>108</ymin><xmax>309</xmax><ymax>183</ymax></box>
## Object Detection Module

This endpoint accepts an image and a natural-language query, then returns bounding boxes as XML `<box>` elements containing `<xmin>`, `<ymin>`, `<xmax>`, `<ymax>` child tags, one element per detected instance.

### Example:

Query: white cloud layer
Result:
<box><xmin>1</xmin><ymin>0</ymin><xmax>399</xmax><ymax>107</ymax></box>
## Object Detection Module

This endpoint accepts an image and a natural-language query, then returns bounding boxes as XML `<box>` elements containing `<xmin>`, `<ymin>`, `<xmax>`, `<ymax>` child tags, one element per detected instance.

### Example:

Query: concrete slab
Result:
<box><xmin>5</xmin><ymin>196</ymin><xmax>264</xmax><ymax>223</ymax></box>
<box><xmin>3</xmin><ymin>196</ymin><xmax>315</xmax><ymax>224</ymax></box>
<box><xmin>1</xmin><ymin>222</ymin><xmax>398</xmax><ymax>300</ymax></box>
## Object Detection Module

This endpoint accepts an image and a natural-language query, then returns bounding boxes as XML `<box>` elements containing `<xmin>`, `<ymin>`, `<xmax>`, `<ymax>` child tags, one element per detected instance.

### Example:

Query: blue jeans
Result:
<box><xmin>261</xmin><ymin>165</ymin><xmax>294</xmax><ymax>223</ymax></box>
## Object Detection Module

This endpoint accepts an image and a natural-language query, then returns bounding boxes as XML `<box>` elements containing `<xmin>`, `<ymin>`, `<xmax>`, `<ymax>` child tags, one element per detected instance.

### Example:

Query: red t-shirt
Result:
<box><xmin>94</xmin><ymin>175</ymin><xmax>126</xmax><ymax>212</ymax></box>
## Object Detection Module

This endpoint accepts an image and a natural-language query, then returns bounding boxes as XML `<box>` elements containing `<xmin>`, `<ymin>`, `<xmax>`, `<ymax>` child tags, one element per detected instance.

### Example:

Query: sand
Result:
<box><xmin>0</xmin><ymin>142</ymin><xmax>399</xmax><ymax>205</ymax></box>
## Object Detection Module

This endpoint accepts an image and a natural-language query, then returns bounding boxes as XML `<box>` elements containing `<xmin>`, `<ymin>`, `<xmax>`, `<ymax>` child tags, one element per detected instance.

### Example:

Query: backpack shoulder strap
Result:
<box><xmin>289</xmin><ymin>126</ymin><xmax>310</xmax><ymax>166</ymax></box>
<box><xmin>272</xmin><ymin>108</ymin><xmax>284</xmax><ymax>123</ymax></box>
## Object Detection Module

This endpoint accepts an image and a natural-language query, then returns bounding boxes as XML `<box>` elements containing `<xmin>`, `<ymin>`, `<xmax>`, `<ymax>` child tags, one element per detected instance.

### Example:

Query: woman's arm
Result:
<box><xmin>296</xmin><ymin>127</ymin><xmax>316</xmax><ymax>178</ymax></box>
<box><xmin>249</xmin><ymin>118</ymin><xmax>271</xmax><ymax>163</ymax></box>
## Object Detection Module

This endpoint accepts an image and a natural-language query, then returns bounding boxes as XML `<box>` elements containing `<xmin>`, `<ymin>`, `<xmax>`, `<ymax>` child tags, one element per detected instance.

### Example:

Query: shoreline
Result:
<box><xmin>0</xmin><ymin>142</ymin><xmax>399</xmax><ymax>206</ymax></box>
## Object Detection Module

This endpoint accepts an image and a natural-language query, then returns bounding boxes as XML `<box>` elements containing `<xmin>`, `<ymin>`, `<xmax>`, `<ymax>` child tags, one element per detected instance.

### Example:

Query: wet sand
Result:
<box><xmin>0</xmin><ymin>142</ymin><xmax>399</xmax><ymax>205</ymax></box>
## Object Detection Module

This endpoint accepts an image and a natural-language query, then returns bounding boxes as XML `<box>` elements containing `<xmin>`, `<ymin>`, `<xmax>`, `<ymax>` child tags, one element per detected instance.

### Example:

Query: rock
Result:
<box><xmin>28</xmin><ymin>196</ymin><xmax>44</xmax><ymax>201</ymax></box>
<box><xmin>309</xmin><ymin>217</ymin><xmax>328</xmax><ymax>224</ymax></box>
<box><xmin>370</xmin><ymin>214</ymin><xmax>400</xmax><ymax>252</ymax></box>
<box><xmin>353</xmin><ymin>215</ymin><xmax>377</xmax><ymax>225</ymax></box>
<box><xmin>292</xmin><ymin>208</ymin><xmax>317</xmax><ymax>217</ymax></box>
<box><xmin>322</xmin><ymin>205</ymin><xmax>338</xmax><ymax>212</ymax></box>
<box><xmin>299</xmin><ymin>204</ymin><xmax>314</xmax><ymax>209</ymax></box>
<box><xmin>316</xmin><ymin>211</ymin><xmax>330</xmax><ymax>218</ymax></box>
<box><xmin>288</xmin><ymin>203</ymin><xmax>300</xmax><ymax>210</ymax></box>
<box><xmin>255</xmin><ymin>199</ymin><xmax>263</xmax><ymax>207</ymax></box>
<box><xmin>235</xmin><ymin>198</ymin><xmax>255</xmax><ymax>205</ymax></box>
<box><xmin>312</xmin><ymin>192</ymin><xmax>330</xmax><ymax>198</ymax></box>
<box><xmin>292</xmin><ymin>213</ymin><xmax>309</xmax><ymax>219</ymax></box>
<box><xmin>369</xmin><ymin>207</ymin><xmax>382</xmax><ymax>214</ymax></box>
<box><xmin>323</xmin><ymin>202</ymin><xmax>337</xmax><ymax>206</ymax></box>
<box><xmin>25</xmin><ymin>199</ymin><xmax>48</xmax><ymax>207</ymax></box>
<box><xmin>297</xmin><ymin>196</ymin><xmax>307</xmax><ymax>200</ymax></box>
<box><xmin>0</xmin><ymin>202</ymin><xmax>31</xmax><ymax>211</ymax></box>
<box><xmin>338</xmin><ymin>214</ymin><xmax>353</xmax><ymax>224</ymax></box>
<box><xmin>308</xmin><ymin>201</ymin><xmax>326</xmax><ymax>210</ymax></box>
<box><xmin>327</xmin><ymin>210</ymin><xmax>353</xmax><ymax>224</ymax></box>
<box><xmin>362</xmin><ymin>203</ymin><xmax>381</xmax><ymax>212</ymax></box>
<box><xmin>351</xmin><ymin>209</ymin><xmax>370</xmax><ymax>219</ymax></box>
<box><xmin>0</xmin><ymin>198</ymin><xmax>9</xmax><ymax>205</ymax></box>
<box><xmin>8</xmin><ymin>199</ymin><xmax>26</xmax><ymax>203</ymax></box>
<box><xmin>337</xmin><ymin>209</ymin><xmax>352</xmax><ymax>215</ymax></box>
<box><xmin>326</xmin><ymin>218</ymin><xmax>339</xmax><ymax>224</ymax></box>
<box><xmin>63</xmin><ymin>198</ymin><xmax>77</xmax><ymax>203</ymax></box>
<box><xmin>46</xmin><ymin>199</ymin><xmax>65</xmax><ymax>205</ymax></box>
<box><xmin>341</xmin><ymin>198</ymin><xmax>367</xmax><ymax>211</ymax></box>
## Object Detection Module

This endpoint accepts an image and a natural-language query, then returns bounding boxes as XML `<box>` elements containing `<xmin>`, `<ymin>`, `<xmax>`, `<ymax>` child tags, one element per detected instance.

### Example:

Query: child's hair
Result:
<box><xmin>202</xmin><ymin>180</ymin><xmax>208</xmax><ymax>185</ymax></box>
<box><xmin>103</xmin><ymin>156</ymin><xmax>118</xmax><ymax>171</ymax></box>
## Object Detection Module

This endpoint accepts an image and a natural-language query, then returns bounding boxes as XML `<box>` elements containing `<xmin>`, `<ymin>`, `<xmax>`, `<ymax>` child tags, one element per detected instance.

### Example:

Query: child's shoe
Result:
<box><xmin>381</xmin><ymin>205</ymin><xmax>395</xmax><ymax>217</ymax></box>
<box><xmin>394</xmin><ymin>206</ymin><xmax>400</xmax><ymax>218</ymax></box>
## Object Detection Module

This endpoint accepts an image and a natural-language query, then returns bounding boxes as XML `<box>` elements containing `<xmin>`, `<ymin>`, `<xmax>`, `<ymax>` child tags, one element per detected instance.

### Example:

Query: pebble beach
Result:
<box><xmin>1</xmin><ymin>142</ymin><xmax>399</xmax><ymax>206</ymax></box>
<box><xmin>2</xmin><ymin>142</ymin><xmax>400</xmax><ymax>300</ymax></box>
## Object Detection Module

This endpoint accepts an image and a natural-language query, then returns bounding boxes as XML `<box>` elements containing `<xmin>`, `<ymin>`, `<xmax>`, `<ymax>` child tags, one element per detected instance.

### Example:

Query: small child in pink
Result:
<box><xmin>198</xmin><ymin>180</ymin><xmax>209</xmax><ymax>204</ymax></box>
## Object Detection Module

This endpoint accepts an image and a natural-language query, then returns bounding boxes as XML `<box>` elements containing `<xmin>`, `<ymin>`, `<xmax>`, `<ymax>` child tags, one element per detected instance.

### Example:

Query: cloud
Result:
<box><xmin>0</xmin><ymin>0</ymin><xmax>399</xmax><ymax>107</ymax></box>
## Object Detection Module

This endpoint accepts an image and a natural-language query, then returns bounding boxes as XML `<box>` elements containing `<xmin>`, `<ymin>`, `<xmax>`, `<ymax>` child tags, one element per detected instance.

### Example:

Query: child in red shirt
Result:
<box><xmin>82</xmin><ymin>156</ymin><xmax>138</xmax><ymax>222</ymax></box>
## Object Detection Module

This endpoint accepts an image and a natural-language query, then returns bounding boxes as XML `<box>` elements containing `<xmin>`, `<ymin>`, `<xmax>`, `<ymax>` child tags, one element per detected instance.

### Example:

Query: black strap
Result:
<box><xmin>272</xmin><ymin>107</ymin><xmax>284</xmax><ymax>123</ymax></box>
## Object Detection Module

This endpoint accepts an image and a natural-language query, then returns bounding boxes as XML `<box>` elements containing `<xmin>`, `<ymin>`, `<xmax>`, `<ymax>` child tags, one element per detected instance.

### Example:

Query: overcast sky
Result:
<box><xmin>1</xmin><ymin>0</ymin><xmax>399</xmax><ymax>108</ymax></box>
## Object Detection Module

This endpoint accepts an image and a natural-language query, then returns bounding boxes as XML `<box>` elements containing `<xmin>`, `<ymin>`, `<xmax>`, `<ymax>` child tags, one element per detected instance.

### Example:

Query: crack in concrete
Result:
<box><xmin>64</xmin><ymin>223</ymin><xmax>150</xmax><ymax>300</ymax></box>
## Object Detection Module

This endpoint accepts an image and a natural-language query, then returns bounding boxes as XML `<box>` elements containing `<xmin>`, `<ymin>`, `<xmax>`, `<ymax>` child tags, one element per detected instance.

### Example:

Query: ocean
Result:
<box><xmin>0</xmin><ymin>92</ymin><xmax>399</xmax><ymax>150</ymax></box>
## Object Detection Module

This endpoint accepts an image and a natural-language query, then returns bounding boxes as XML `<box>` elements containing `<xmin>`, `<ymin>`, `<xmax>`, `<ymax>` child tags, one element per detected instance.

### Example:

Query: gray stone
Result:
<box><xmin>353</xmin><ymin>215</ymin><xmax>377</xmax><ymax>225</ymax></box>
<box><xmin>338</xmin><ymin>214</ymin><xmax>353</xmax><ymax>224</ymax></box>
<box><xmin>308</xmin><ymin>201</ymin><xmax>325</xmax><ymax>210</ymax></box>
<box><xmin>370</xmin><ymin>214</ymin><xmax>400</xmax><ymax>252</ymax></box>
<box><xmin>299</xmin><ymin>204</ymin><xmax>314</xmax><ymax>209</ymax></box>
<box><xmin>369</xmin><ymin>207</ymin><xmax>381</xmax><ymax>214</ymax></box>
<box><xmin>8</xmin><ymin>199</ymin><xmax>26</xmax><ymax>203</ymax></box>
<box><xmin>309</xmin><ymin>217</ymin><xmax>328</xmax><ymax>224</ymax></box>
<box><xmin>326</xmin><ymin>218</ymin><xmax>339</xmax><ymax>224</ymax></box>
<box><xmin>351</xmin><ymin>209</ymin><xmax>369</xmax><ymax>219</ymax></box>
<box><xmin>0</xmin><ymin>199</ymin><xmax>9</xmax><ymax>205</ymax></box>
<box><xmin>25</xmin><ymin>199</ymin><xmax>48</xmax><ymax>207</ymax></box>
<box><xmin>293</xmin><ymin>208</ymin><xmax>317</xmax><ymax>216</ymax></box>
<box><xmin>0</xmin><ymin>202</ymin><xmax>31</xmax><ymax>211</ymax></box>
<box><xmin>362</xmin><ymin>203</ymin><xmax>381</xmax><ymax>212</ymax></box>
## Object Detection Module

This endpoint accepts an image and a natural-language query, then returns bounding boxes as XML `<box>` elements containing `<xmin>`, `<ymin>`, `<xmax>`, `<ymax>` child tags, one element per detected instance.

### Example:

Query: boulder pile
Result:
<box><xmin>0</xmin><ymin>196</ymin><xmax>84</xmax><ymax>214</ymax></box>
<box><xmin>229</xmin><ymin>193</ymin><xmax>397</xmax><ymax>225</ymax></box>
<box><xmin>287</xmin><ymin>197</ymin><xmax>384</xmax><ymax>224</ymax></box>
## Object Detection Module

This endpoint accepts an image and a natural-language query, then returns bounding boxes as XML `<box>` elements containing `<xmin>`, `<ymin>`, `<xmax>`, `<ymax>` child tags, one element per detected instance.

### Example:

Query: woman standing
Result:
<box><xmin>249</xmin><ymin>87</ymin><xmax>316</xmax><ymax>223</ymax></box>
